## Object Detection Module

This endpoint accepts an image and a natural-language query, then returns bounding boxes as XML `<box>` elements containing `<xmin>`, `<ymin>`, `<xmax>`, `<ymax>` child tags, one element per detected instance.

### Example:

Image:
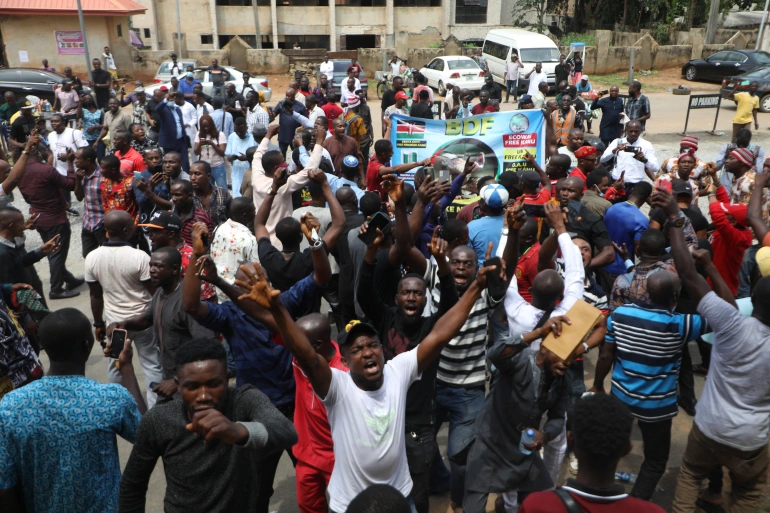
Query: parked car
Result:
<box><xmin>144</xmin><ymin>65</ymin><xmax>272</xmax><ymax>102</ymax></box>
<box><xmin>682</xmin><ymin>50</ymin><xmax>770</xmax><ymax>82</ymax></box>
<box><xmin>719</xmin><ymin>64</ymin><xmax>770</xmax><ymax>112</ymax></box>
<box><xmin>419</xmin><ymin>56</ymin><xmax>485</xmax><ymax>96</ymax></box>
<box><xmin>0</xmin><ymin>68</ymin><xmax>91</xmax><ymax>104</ymax></box>
<box><xmin>153</xmin><ymin>60</ymin><xmax>202</xmax><ymax>83</ymax></box>
<box><xmin>329</xmin><ymin>59</ymin><xmax>368</xmax><ymax>98</ymax></box>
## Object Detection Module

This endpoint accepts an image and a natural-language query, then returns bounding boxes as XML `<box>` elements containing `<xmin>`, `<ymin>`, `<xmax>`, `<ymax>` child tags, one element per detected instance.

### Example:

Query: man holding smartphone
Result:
<box><xmin>86</xmin><ymin>210</ymin><xmax>162</xmax><ymax>408</ymax></box>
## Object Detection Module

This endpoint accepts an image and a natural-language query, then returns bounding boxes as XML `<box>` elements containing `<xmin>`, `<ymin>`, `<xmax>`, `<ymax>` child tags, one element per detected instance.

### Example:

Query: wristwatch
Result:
<box><xmin>582</xmin><ymin>342</ymin><xmax>590</xmax><ymax>354</ymax></box>
<box><xmin>502</xmin><ymin>227</ymin><xmax>509</xmax><ymax>236</ymax></box>
<box><xmin>93</xmin><ymin>321</ymin><xmax>105</xmax><ymax>328</ymax></box>
<box><xmin>267</xmin><ymin>186</ymin><xmax>276</xmax><ymax>197</ymax></box>
<box><xmin>665</xmin><ymin>216</ymin><xmax>685</xmax><ymax>229</ymax></box>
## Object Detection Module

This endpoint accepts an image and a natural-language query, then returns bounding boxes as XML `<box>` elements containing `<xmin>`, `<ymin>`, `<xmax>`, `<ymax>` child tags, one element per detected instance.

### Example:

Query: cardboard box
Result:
<box><xmin>542</xmin><ymin>300</ymin><xmax>604</xmax><ymax>362</ymax></box>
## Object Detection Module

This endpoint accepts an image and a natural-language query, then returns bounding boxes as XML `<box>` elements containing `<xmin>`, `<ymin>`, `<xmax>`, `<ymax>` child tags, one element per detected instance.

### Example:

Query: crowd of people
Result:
<box><xmin>0</xmin><ymin>55</ymin><xmax>769</xmax><ymax>513</ymax></box>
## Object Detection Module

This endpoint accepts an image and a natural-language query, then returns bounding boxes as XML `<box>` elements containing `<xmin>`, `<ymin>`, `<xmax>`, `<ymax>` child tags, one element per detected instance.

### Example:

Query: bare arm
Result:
<box><xmin>1</xmin><ymin>133</ymin><xmax>40</xmax><ymax>194</ymax></box>
<box><xmin>88</xmin><ymin>281</ymin><xmax>106</xmax><ymax>328</ymax></box>
<box><xmin>591</xmin><ymin>340</ymin><xmax>615</xmax><ymax>392</ymax></box>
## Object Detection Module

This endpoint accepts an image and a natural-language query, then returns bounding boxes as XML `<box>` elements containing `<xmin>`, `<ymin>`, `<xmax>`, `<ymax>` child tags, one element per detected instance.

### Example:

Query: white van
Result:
<box><xmin>482</xmin><ymin>29</ymin><xmax>561</xmax><ymax>94</ymax></box>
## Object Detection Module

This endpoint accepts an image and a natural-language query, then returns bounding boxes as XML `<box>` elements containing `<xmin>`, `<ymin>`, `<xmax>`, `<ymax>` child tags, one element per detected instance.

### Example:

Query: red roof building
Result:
<box><xmin>0</xmin><ymin>0</ymin><xmax>146</xmax><ymax>16</ymax></box>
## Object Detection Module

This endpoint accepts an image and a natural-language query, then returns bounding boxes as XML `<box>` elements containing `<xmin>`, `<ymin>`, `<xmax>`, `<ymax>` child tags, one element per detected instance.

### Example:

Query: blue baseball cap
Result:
<box><xmin>480</xmin><ymin>184</ymin><xmax>509</xmax><ymax>209</ymax></box>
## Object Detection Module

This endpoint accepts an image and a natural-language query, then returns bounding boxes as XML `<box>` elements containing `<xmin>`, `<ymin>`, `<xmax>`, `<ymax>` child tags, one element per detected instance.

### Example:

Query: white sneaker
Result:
<box><xmin>569</xmin><ymin>453</ymin><xmax>579</xmax><ymax>475</ymax></box>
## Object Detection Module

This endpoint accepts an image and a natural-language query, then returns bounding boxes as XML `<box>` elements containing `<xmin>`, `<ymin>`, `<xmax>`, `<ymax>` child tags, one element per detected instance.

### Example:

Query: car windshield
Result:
<box><xmin>520</xmin><ymin>48</ymin><xmax>561</xmax><ymax>63</ymax></box>
<box><xmin>742</xmin><ymin>65</ymin><xmax>770</xmax><ymax>78</ymax></box>
<box><xmin>333</xmin><ymin>61</ymin><xmax>355</xmax><ymax>72</ymax></box>
<box><xmin>753</xmin><ymin>52</ymin><xmax>770</xmax><ymax>64</ymax></box>
<box><xmin>447</xmin><ymin>59</ymin><xmax>480</xmax><ymax>70</ymax></box>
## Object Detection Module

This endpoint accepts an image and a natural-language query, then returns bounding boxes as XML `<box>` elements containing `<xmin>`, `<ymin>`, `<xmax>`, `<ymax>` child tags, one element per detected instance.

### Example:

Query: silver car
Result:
<box><xmin>146</xmin><ymin>64</ymin><xmax>272</xmax><ymax>102</ymax></box>
<box><xmin>153</xmin><ymin>60</ymin><xmax>202</xmax><ymax>83</ymax></box>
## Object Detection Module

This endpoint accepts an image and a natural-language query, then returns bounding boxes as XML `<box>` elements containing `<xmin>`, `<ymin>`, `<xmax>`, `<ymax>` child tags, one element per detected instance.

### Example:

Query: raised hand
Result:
<box><xmin>381</xmin><ymin>173</ymin><xmax>404</xmax><ymax>203</ymax></box>
<box><xmin>416</xmin><ymin>175</ymin><xmax>438</xmax><ymax>204</ymax></box>
<box><xmin>506</xmin><ymin>201</ymin><xmax>527</xmax><ymax>230</ymax></box>
<box><xmin>40</xmin><ymin>234</ymin><xmax>61</xmax><ymax>254</ymax></box>
<box><xmin>691</xmin><ymin>248</ymin><xmax>712</xmax><ymax>267</ymax></box>
<box><xmin>612</xmin><ymin>170</ymin><xmax>625</xmax><ymax>191</ymax></box>
<box><xmin>523</xmin><ymin>150</ymin><xmax>536</xmax><ymax>165</ymax></box>
<box><xmin>191</xmin><ymin>222</ymin><xmax>209</xmax><ymax>257</ymax></box>
<box><xmin>427</xmin><ymin>225</ymin><xmax>447</xmax><ymax>260</ymax></box>
<box><xmin>300</xmin><ymin>212</ymin><xmax>321</xmax><ymax>243</ymax></box>
<box><xmin>613</xmin><ymin>242</ymin><xmax>630</xmax><ymax>261</ymax></box>
<box><xmin>651</xmin><ymin>187</ymin><xmax>679</xmax><ymax>219</ymax></box>
<box><xmin>358</xmin><ymin>222</ymin><xmax>384</xmax><ymax>249</ymax></box>
<box><xmin>307</xmin><ymin>168</ymin><xmax>328</xmax><ymax>184</ymax></box>
<box><xmin>544</xmin><ymin>202</ymin><xmax>566</xmax><ymax>231</ymax></box>
<box><xmin>234</xmin><ymin>263</ymin><xmax>281</xmax><ymax>309</ymax></box>
<box><xmin>195</xmin><ymin>255</ymin><xmax>219</xmax><ymax>283</ymax></box>
<box><xmin>272</xmin><ymin>164</ymin><xmax>288</xmax><ymax>192</ymax></box>
<box><xmin>462</xmin><ymin>155</ymin><xmax>479</xmax><ymax>176</ymax></box>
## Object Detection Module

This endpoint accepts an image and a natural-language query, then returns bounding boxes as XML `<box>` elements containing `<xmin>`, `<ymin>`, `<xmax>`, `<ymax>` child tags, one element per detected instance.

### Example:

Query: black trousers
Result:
<box><xmin>630</xmin><ymin>418</ymin><xmax>672</xmax><ymax>500</ymax></box>
<box><xmin>81</xmin><ymin>226</ymin><xmax>106</xmax><ymax>258</ymax></box>
<box><xmin>37</xmin><ymin>223</ymin><xmax>76</xmax><ymax>294</ymax></box>
<box><xmin>678</xmin><ymin>344</ymin><xmax>696</xmax><ymax>406</ymax></box>
<box><xmin>406</xmin><ymin>425</ymin><xmax>437</xmax><ymax>513</ymax></box>
<box><xmin>256</xmin><ymin>403</ymin><xmax>296</xmax><ymax>513</ymax></box>
<box><xmin>279</xmin><ymin>141</ymin><xmax>290</xmax><ymax>158</ymax></box>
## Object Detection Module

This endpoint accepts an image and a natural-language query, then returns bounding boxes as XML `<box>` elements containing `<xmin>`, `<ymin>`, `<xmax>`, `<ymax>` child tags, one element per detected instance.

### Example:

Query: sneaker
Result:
<box><xmin>569</xmin><ymin>452</ymin><xmax>579</xmax><ymax>474</ymax></box>
<box><xmin>66</xmin><ymin>207</ymin><xmax>80</xmax><ymax>217</ymax></box>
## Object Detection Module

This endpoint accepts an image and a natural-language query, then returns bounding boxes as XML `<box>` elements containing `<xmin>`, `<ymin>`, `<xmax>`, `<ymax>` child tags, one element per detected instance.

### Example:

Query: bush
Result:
<box><xmin>560</xmin><ymin>32</ymin><xmax>596</xmax><ymax>47</ymax></box>
<box><xmin>428</xmin><ymin>42</ymin><xmax>442</xmax><ymax>49</ymax></box>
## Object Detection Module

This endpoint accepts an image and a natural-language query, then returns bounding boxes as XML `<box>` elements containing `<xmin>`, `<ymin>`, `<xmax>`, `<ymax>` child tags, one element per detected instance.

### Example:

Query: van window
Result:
<box><xmin>520</xmin><ymin>48</ymin><xmax>561</xmax><ymax>63</ymax></box>
<box><xmin>159</xmin><ymin>63</ymin><xmax>170</xmax><ymax>73</ymax></box>
<box><xmin>483</xmin><ymin>40</ymin><xmax>509</xmax><ymax>60</ymax></box>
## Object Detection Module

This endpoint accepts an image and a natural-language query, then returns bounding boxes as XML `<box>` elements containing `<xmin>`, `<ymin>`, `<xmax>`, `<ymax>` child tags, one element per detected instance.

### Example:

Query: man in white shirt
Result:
<box><xmin>193</xmin><ymin>92</ymin><xmax>214</xmax><ymax>123</ymax></box>
<box><xmin>320</xmin><ymin>55</ymin><xmax>335</xmax><ymax>83</ymax></box>
<box><xmin>169</xmin><ymin>54</ymin><xmax>183</xmax><ymax>79</ymax></box>
<box><xmin>48</xmin><ymin>113</ymin><xmax>88</xmax><ymax>176</ymax></box>
<box><xmin>102</xmin><ymin>46</ymin><xmax>118</xmax><ymax>80</ymax></box>
<box><xmin>84</xmin><ymin>210</ymin><xmax>161</xmax><ymax>407</ymax></box>
<box><xmin>504</xmin><ymin>54</ymin><xmax>521</xmax><ymax>103</ymax></box>
<box><xmin>599</xmin><ymin>120</ymin><xmax>659</xmax><ymax>192</ymax></box>
<box><xmin>210</xmin><ymin>197</ymin><xmax>258</xmax><ymax>304</ymax></box>
<box><xmin>389</xmin><ymin>55</ymin><xmax>403</xmax><ymax>77</ymax></box>
<box><xmin>525</xmin><ymin>62</ymin><xmax>548</xmax><ymax>97</ymax></box>
<box><xmin>305</xmin><ymin>94</ymin><xmax>325</xmax><ymax>125</ymax></box>
<box><xmin>174</xmin><ymin>92</ymin><xmax>198</xmax><ymax>162</ymax></box>
<box><xmin>245</xmin><ymin>243</ymin><xmax>495</xmax><ymax>513</ymax></box>
<box><xmin>252</xmin><ymin>124</ymin><xmax>322</xmax><ymax>249</ymax></box>
<box><xmin>340</xmin><ymin>76</ymin><xmax>361</xmax><ymax>106</ymax></box>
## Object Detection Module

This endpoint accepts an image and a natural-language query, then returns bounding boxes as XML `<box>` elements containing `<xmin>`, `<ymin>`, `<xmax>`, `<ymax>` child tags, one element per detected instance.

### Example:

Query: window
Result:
<box><xmin>20</xmin><ymin>70</ymin><xmax>54</xmax><ymax>84</ymax></box>
<box><xmin>216</xmin><ymin>0</ymin><xmax>271</xmax><ymax>5</ymax></box>
<box><xmin>520</xmin><ymin>48</ymin><xmax>560</xmax><ymax>63</ymax></box>
<box><xmin>707</xmin><ymin>51</ymin><xmax>730</xmax><ymax>62</ymax></box>
<box><xmin>434</xmin><ymin>60</ymin><xmax>444</xmax><ymax>71</ymax></box>
<box><xmin>754</xmin><ymin>52</ymin><xmax>770</xmax><ymax>64</ymax></box>
<box><xmin>455</xmin><ymin>0</ymin><xmax>486</xmax><ymax>23</ymax></box>
<box><xmin>447</xmin><ymin>58</ymin><xmax>479</xmax><ymax>70</ymax></box>
<box><xmin>116</xmin><ymin>24</ymin><xmax>122</xmax><ymax>37</ymax></box>
<box><xmin>201</xmin><ymin>34</ymin><xmax>214</xmax><ymax>44</ymax></box>
<box><xmin>482</xmin><ymin>40</ymin><xmax>509</xmax><ymax>60</ymax></box>
<box><xmin>336</xmin><ymin>0</ymin><xmax>385</xmax><ymax>5</ymax></box>
<box><xmin>144</xmin><ymin>28</ymin><xmax>151</xmax><ymax>38</ymax></box>
<box><xmin>394</xmin><ymin>0</ymin><xmax>441</xmax><ymax>5</ymax></box>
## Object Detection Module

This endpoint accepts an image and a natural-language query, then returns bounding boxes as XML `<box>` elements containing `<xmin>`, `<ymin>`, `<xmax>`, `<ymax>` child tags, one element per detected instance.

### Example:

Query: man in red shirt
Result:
<box><xmin>99</xmin><ymin>155</ymin><xmax>138</xmax><ymax>220</ymax></box>
<box><xmin>471</xmin><ymin>90</ymin><xmax>494</xmax><ymax>115</ymax></box>
<box><xmin>519</xmin><ymin>393</ymin><xmax>665</xmax><ymax>513</ymax></box>
<box><xmin>291</xmin><ymin>313</ymin><xmax>349</xmax><ymax>513</ymax></box>
<box><xmin>111</xmin><ymin>129</ymin><xmax>146</xmax><ymax>178</ymax></box>
<box><xmin>366</xmin><ymin>139</ymin><xmax>430</xmax><ymax>201</ymax></box>
<box><xmin>513</xmin><ymin>218</ymin><xmax>540</xmax><ymax>303</ymax></box>
<box><xmin>520</xmin><ymin>170</ymin><xmax>551</xmax><ymax>205</ymax></box>
<box><xmin>570</xmin><ymin>145</ymin><xmax>598</xmax><ymax>188</ymax></box>
<box><xmin>708</xmin><ymin>181</ymin><xmax>752</xmax><ymax>295</ymax></box>
<box><xmin>320</xmin><ymin>93</ymin><xmax>343</xmax><ymax>130</ymax></box>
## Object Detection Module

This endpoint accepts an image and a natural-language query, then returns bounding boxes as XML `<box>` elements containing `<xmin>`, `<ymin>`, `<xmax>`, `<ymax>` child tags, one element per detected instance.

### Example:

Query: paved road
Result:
<box><xmin>21</xmin><ymin>94</ymin><xmax>770</xmax><ymax>512</ymax></box>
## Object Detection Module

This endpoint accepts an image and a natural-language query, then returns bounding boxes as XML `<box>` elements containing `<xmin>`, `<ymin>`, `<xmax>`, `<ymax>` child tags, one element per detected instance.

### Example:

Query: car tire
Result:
<box><xmin>673</xmin><ymin>87</ymin><xmax>691</xmax><ymax>95</ymax></box>
<box><xmin>684</xmin><ymin>66</ymin><xmax>697</xmax><ymax>81</ymax></box>
<box><xmin>438</xmin><ymin>80</ymin><xmax>446</xmax><ymax>97</ymax></box>
<box><xmin>760</xmin><ymin>94</ymin><xmax>770</xmax><ymax>113</ymax></box>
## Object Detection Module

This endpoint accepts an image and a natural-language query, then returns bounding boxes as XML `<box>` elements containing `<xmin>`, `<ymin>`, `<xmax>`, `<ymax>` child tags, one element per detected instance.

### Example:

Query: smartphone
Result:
<box><xmin>358</xmin><ymin>211</ymin><xmax>392</xmax><ymax>245</ymax></box>
<box><xmin>600</xmin><ymin>89</ymin><xmax>609</xmax><ymax>95</ymax></box>
<box><xmin>133</xmin><ymin>171</ymin><xmax>143</xmax><ymax>181</ymax></box>
<box><xmin>622</xmin><ymin>146</ymin><xmax>639</xmax><ymax>153</ymax></box>
<box><xmin>654</xmin><ymin>177</ymin><xmax>673</xmax><ymax>193</ymax></box>
<box><xmin>109</xmin><ymin>329</ymin><xmax>127</xmax><ymax>359</ymax></box>
<box><xmin>523</xmin><ymin>203</ymin><xmax>546</xmax><ymax>218</ymax></box>
<box><xmin>483</xmin><ymin>257</ymin><xmax>507</xmax><ymax>299</ymax></box>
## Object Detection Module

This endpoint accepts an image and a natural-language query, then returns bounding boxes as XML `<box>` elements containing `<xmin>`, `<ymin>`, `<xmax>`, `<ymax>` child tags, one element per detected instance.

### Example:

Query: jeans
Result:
<box><xmin>257</xmin><ymin>403</ymin><xmax>297</xmax><ymax>513</ymax></box>
<box><xmin>672</xmin><ymin>423</ymin><xmax>769</xmax><ymax>513</ymax></box>
<box><xmin>81</xmin><ymin>226</ymin><xmax>106</xmax><ymax>258</ymax></box>
<box><xmin>505</xmin><ymin>79</ymin><xmax>518</xmax><ymax>102</ymax></box>
<box><xmin>431</xmin><ymin>385</ymin><xmax>485</xmax><ymax>505</ymax></box>
<box><xmin>212</xmin><ymin>85</ymin><xmax>225</xmax><ymax>99</ymax></box>
<box><xmin>209</xmin><ymin>163</ymin><xmax>228</xmax><ymax>189</ymax></box>
<box><xmin>631</xmin><ymin>418</ymin><xmax>673</xmax><ymax>500</ymax></box>
<box><xmin>107</xmin><ymin>328</ymin><xmax>162</xmax><ymax>408</ymax></box>
<box><xmin>37</xmin><ymin>223</ymin><xmax>77</xmax><ymax>294</ymax></box>
<box><xmin>405</xmin><ymin>425</ymin><xmax>437</xmax><ymax>513</ymax></box>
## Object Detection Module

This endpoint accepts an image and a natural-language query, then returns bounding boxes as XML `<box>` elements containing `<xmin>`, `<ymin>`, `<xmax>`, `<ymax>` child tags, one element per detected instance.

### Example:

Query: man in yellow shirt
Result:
<box><xmin>730</xmin><ymin>81</ymin><xmax>760</xmax><ymax>143</ymax></box>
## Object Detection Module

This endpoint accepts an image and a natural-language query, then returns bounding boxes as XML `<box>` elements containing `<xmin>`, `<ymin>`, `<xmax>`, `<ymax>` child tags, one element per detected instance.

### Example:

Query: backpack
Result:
<box><xmin>344</xmin><ymin>114</ymin><xmax>361</xmax><ymax>136</ymax></box>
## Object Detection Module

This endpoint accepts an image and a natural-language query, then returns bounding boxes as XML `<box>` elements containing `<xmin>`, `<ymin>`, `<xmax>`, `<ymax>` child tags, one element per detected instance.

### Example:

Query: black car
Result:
<box><xmin>0</xmin><ymin>67</ymin><xmax>90</xmax><ymax>104</ymax></box>
<box><xmin>681</xmin><ymin>50</ymin><xmax>770</xmax><ymax>82</ymax></box>
<box><xmin>719</xmin><ymin>64</ymin><xmax>770</xmax><ymax>112</ymax></box>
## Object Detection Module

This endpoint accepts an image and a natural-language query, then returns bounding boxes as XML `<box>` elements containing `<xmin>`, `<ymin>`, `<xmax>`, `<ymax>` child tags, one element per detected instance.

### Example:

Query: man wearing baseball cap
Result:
<box><xmin>468</xmin><ymin>183</ymin><xmax>509</xmax><ymax>265</ymax></box>
<box><xmin>382</xmin><ymin>91</ymin><xmax>409</xmax><ymax>137</ymax></box>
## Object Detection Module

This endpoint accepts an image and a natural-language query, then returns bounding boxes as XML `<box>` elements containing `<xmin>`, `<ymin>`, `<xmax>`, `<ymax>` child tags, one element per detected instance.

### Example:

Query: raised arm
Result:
<box><xmin>297</xmin><ymin>213</ymin><xmax>332</xmax><ymax>286</ymax></box>
<box><xmin>416</xmin><ymin>259</ymin><xmax>501</xmax><ymax>373</ymax></box>
<box><xmin>1</xmin><ymin>132</ymin><xmax>40</xmax><ymax>195</ymax></box>
<box><xmin>181</xmin><ymin>223</ymin><xmax>213</xmax><ymax>320</ymax></box>
<box><xmin>747</xmin><ymin>170</ymin><xmax>769</xmax><ymax>243</ymax></box>
<box><xmin>255</xmin><ymin>167</ymin><xmax>287</xmax><ymax>240</ymax></box>
<box><xmin>501</xmin><ymin>203</ymin><xmax>528</xmax><ymax>279</ymax></box>
<box><xmin>309</xmin><ymin>168</ymin><xmax>345</xmax><ymax>250</ymax></box>
<box><xmin>524</xmin><ymin>150</ymin><xmax>551</xmax><ymax>190</ymax></box>
<box><xmin>237</xmin><ymin>264</ymin><xmax>333</xmax><ymax>397</ymax></box>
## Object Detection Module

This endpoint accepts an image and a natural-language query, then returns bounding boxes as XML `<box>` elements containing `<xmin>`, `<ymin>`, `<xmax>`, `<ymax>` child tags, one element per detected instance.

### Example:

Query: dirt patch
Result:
<box><xmin>590</xmin><ymin>68</ymin><xmax>722</xmax><ymax>94</ymax></box>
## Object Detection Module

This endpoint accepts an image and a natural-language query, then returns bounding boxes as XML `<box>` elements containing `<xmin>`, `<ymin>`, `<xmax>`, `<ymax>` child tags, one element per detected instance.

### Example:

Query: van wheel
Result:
<box><xmin>438</xmin><ymin>81</ymin><xmax>446</xmax><ymax>96</ymax></box>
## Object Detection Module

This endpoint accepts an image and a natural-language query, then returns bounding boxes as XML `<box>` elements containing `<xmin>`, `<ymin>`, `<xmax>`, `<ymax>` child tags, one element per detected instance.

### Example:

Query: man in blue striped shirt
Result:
<box><xmin>591</xmin><ymin>267</ymin><xmax>707</xmax><ymax>501</ymax></box>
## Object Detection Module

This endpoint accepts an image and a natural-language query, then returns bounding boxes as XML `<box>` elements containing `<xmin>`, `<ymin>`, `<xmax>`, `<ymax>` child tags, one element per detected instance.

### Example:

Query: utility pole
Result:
<box><xmin>76</xmin><ymin>0</ymin><xmax>93</xmax><ymax>82</ymax></box>
<box><xmin>756</xmin><ymin>0</ymin><xmax>770</xmax><ymax>51</ymax></box>
<box><xmin>705</xmin><ymin>0</ymin><xmax>720</xmax><ymax>44</ymax></box>
<box><xmin>252</xmin><ymin>0</ymin><xmax>263</xmax><ymax>49</ymax></box>
<box><xmin>175</xmin><ymin>0</ymin><xmax>184</xmax><ymax>58</ymax></box>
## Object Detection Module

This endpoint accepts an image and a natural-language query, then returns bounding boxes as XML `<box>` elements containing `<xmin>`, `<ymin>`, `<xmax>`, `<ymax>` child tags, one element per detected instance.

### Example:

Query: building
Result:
<box><xmin>0</xmin><ymin>0</ymin><xmax>146</xmax><ymax>75</ymax></box>
<box><xmin>132</xmin><ymin>0</ymin><xmax>516</xmax><ymax>53</ymax></box>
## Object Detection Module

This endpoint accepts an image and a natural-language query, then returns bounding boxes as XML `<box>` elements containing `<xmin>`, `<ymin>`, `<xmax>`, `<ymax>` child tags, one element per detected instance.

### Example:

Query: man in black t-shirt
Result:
<box><xmin>380</xmin><ymin>75</ymin><xmax>404</xmax><ymax>113</ymax></box>
<box><xmin>409</xmin><ymin>90</ymin><xmax>434</xmax><ymax>120</ymax></box>
<box><xmin>480</xmin><ymin>75</ymin><xmax>503</xmax><ymax>102</ymax></box>
<box><xmin>9</xmin><ymin>102</ymin><xmax>36</xmax><ymax>156</ymax></box>
<box><xmin>89</xmin><ymin>58</ymin><xmax>113</xmax><ymax>109</ymax></box>
<box><xmin>208</xmin><ymin>58</ymin><xmax>230</xmax><ymax>99</ymax></box>
<box><xmin>649</xmin><ymin>179</ymin><xmax>708</xmax><ymax>238</ymax></box>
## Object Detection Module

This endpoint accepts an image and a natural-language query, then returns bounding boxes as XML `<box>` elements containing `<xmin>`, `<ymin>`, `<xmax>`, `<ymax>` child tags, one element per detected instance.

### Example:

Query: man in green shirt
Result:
<box><xmin>0</xmin><ymin>92</ymin><xmax>19</xmax><ymax>123</ymax></box>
